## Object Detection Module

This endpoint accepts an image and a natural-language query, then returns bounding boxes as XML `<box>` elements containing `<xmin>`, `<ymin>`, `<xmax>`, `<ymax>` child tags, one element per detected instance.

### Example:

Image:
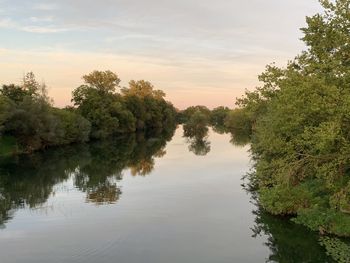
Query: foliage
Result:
<box><xmin>210</xmin><ymin>106</ymin><xmax>231</xmax><ymax>127</ymax></box>
<box><xmin>225</xmin><ymin>108</ymin><xmax>252</xmax><ymax>135</ymax></box>
<box><xmin>72</xmin><ymin>72</ymin><xmax>176</xmax><ymax>139</ymax></box>
<box><xmin>178</xmin><ymin>105</ymin><xmax>211</xmax><ymax>123</ymax></box>
<box><xmin>0</xmin><ymin>95</ymin><xmax>14</xmax><ymax>134</ymax></box>
<box><xmin>4</xmin><ymin>96</ymin><xmax>58</xmax><ymax>150</ymax></box>
<box><xmin>251</xmin><ymin>204</ymin><xmax>333</xmax><ymax>262</ymax></box>
<box><xmin>183</xmin><ymin>111</ymin><xmax>211</xmax><ymax>156</ymax></box>
<box><xmin>82</xmin><ymin>70</ymin><xmax>121</xmax><ymax>93</ymax></box>
<box><xmin>0</xmin><ymin>72</ymin><xmax>91</xmax><ymax>153</ymax></box>
<box><xmin>52</xmin><ymin>108</ymin><xmax>91</xmax><ymax>144</ymax></box>
<box><xmin>235</xmin><ymin>0</ymin><xmax>350</xmax><ymax>237</ymax></box>
<box><xmin>0</xmin><ymin>71</ymin><xmax>176</xmax><ymax>154</ymax></box>
<box><xmin>0</xmin><ymin>136</ymin><xmax>19</xmax><ymax>156</ymax></box>
<box><xmin>319</xmin><ymin>236</ymin><xmax>350</xmax><ymax>263</ymax></box>
<box><xmin>183</xmin><ymin>110</ymin><xmax>210</xmax><ymax>139</ymax></box>
<box><xmin>121</xmin><ymin>80</ymin><xmax>165</xmax><ymax>99</ymax></box>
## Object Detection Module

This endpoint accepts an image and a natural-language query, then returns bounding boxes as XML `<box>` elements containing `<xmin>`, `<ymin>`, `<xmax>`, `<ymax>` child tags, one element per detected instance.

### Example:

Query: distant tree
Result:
<box><xmin>122</xmin><ymin>80</ymin><xmax>176</xmax><ymax>132</ymax></box>
<box><xmin>183</xmin><ymin>110</ymin><xmax>210</xmax><ymax>139</ymax></box>
<box><xmin>179</xmin><ymin>105</ymin><xmax>211</xmax><ymax>123</ymax></box>
<box><xmin>82</xmin><ymin>70</ymin><xmax>121</xmax><ymax>93</ymax></box>
<box><xmin>122</xmin><ymin>80</ymin><xmax>165</xmax><ymax>99</ymax></box>
<box><xmin>53</xmin><ymin>108</ymin><xmax>91</xmax><ymax>144</ymax></box>
<box><xmin>22</xmin><ymin>72</ymin><xmax>40</xmax><ymax>96</ymax></box>
<box><xmin>183</xmin><ymin>110</ymin><xmax>211</xmax><ymax>156</ymax></box>
<box><xmin>1</xmin><ymin>84</ymin><xmax>29</xmax><ymax>103</ymax></box>
<box><xmin>72</xmin><ymin>71</ymin><xmax>135</xmax><ymax>138</ymax></box>
<box><xmin>1</xmin><ymin>73</ymin><xmax>91</xmax><ymax>152</ymax></box>
<box><xmin>224</xmin><ymin>108</ymin><xmax>251</xmax><ymax>134</ymax></box>
<box><xmin>5</xmin><ymin>96</ymin><xmax>59</xmax><ymax>151</ymax></box>
<box><xmin>210</xmin><ymin>106</ymin><xmax>231</xmax><ymax>127</ymax></box>
<box><xmin>0</xmin><ymin>95</ymin><xmax>14</xmax><ymax>134</ymax></box>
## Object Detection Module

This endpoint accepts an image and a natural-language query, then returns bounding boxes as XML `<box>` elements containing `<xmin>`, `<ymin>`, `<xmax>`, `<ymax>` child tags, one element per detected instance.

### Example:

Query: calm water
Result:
<box><xmin>0</xmin><ymin>126</ymin><xmax>332</xmax><ymax>263</ymax></box>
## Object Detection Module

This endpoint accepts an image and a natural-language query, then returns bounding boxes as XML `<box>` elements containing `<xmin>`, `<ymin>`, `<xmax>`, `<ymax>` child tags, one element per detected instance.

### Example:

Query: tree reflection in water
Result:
<box><xmin>0</xmin><ymin>127</ymin><xmax>175</xmax><ymax>226</ymax></box>
<box><xmin>0</xmin><ymin>125</ymin><xmax>336</xmax><ymax>262</ymax></box>
<box><xmin>183</xmin><ymin>124</ymin><xmax>211</xmax><ymax>156</ymax></box>
<box><xmin>250</xmin><ymin>203</ymin><xmax>334</xmax><ymax>263</ymax></box>
<box><xmin>187</xmin><ymin>138</ymin><xmax>211</xmax><ymax>156</ymax></box>
<box><xmin>226</xmin><ymin>125</ymin><xmax>334</xmax><ymax>262</ymax></box>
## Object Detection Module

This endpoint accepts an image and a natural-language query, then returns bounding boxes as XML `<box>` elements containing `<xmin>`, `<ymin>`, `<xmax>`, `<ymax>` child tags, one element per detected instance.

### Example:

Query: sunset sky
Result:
<box><xmin>0</xmin><ymin>0</ymin><xmax>321</xmax><ymax>109</ymax></box>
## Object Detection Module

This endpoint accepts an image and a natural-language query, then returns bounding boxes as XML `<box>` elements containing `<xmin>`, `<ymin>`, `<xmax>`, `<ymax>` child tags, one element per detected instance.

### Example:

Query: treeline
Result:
<box><xmin>178</xmin><ymin>105</ymin><xmax>252</xmax><ymax>156</ymax></box>
<box><xmin>228</xmin><ymin>0</ymin><xmax>350</xmax><ymax>241</ymax></box>
<box><xmin>178</xmin><ymin>105</ymin><xmax>250</xmax><ymax>133</ymax></box>
<box><xmin>0</xmin><ymin>71</ymin><xmax>177</xmax><ymax>155</ymax></box>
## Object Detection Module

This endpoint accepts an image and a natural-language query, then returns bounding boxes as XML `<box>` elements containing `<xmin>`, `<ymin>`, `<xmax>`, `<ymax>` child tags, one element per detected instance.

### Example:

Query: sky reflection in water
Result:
<box><xmin>0</xmin><ymin>126</ymin><xmax>332</xmax><ymax>263</ymax></box>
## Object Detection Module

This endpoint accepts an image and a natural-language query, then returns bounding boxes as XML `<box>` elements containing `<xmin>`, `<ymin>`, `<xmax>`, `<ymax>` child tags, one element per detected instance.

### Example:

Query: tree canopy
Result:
<box><xmin>232</xmin><ymin>0</ymin><xmax>350</xmax><ymax>238</ymax></box>
<box><xmin>0</xmin><ymin>71</ymin><xmax>176</xmax><ymax>154</ymax></box>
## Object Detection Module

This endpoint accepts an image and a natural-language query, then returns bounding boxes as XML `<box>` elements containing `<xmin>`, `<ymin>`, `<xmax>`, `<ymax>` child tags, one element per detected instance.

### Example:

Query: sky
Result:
<box><xmin>0</xmin><ymin>0</ymin><xmax>322</xmax><ymax>109</ymax></box>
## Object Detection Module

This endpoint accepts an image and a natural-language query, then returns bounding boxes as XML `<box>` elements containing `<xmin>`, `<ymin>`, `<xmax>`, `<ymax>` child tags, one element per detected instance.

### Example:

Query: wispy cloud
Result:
<box><xmin>0</xmin><ymin>17</ymin><xmax>77</xmax><ymax>33</ymax></box>
<box><xmin>20</xmin><ymin>25</ymin><xmax>70</xmax><ymax>33</ymax></box>
<box><xmin>0</xmin><ymin>0</ymin><xmax>322</xmax><ymax>108</ymax></box>
<box><xmin>32</xmin><ymin>3</ymin><xmax>59</xmax><ymax>11</ymax></box>
<box><xmin>29</xmin><ymin>16</ymin><xmax>54</xmax><ymax>23</ymax></box>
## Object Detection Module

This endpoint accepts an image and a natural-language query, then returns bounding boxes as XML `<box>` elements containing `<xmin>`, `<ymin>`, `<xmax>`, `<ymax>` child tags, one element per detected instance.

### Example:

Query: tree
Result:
<box><xmin>4</xmin><ymin>96</ymin><xmax>59</xmax><ymax>151</ymax></box>
<box><xmin>53</xmin><ymin>108</ymin><xmax>91</xmax><ymax>144</ymax></box>
<box><xmin>1</xmin><ymin>84</ymin><xmax>29</xmax><ymax>103</ymax></box>
<box><xmin>22</xmin><ymin>72</ymin><xmax>39</xmax><ymax>96</ymax></box>
<box><xmin>237</xmin><ymin>0</ymin><xmax>350</xmax><ymax>237</ymax></box>
<box><xmin>210</xmin><ymin>106</ymin><xmax>231</xmax><ymax>127</ymax></box>
<box><xmin>178</xmin><ymin>105</ymin><xmax>211</xmax><ymax>123</ymax></box>
<box><xmin>183</xmin><ymin>110</ymin><xmax>210</xmax><ymax>139</ymax></box>
<box><xmin>122</xmin><ymin>80</ymin><xmax>176</xmax><ymax>132</ymax></box>
<box><xmin>0</xmin><ymin>95</ymin><xmax>14</xmax><ymax>134</ymax></box>
<box><xmin>72</xmin><ymin>71</ymin><xmax>136</xmax><ymax>138</ymax></box>
<box><xmin>82</xmin><ymin>70</ymin><xmax>121</xmax><ymax>93</ymax></box>
<box><xmin>121</xmin><ymin>80</ymin><xmax>165</xmax><ymax>99</ymax></box>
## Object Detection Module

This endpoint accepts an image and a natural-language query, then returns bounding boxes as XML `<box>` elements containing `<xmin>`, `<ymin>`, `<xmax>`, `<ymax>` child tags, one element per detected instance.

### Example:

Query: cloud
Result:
<box><xmin>0</xmin><ymin>17</ymin><xmax>76</xmax><ymax>33</ymax></box>
<box><xmin>0</xmin><ymin>18</ymin><xmax>15</xmax><ymax>28</ymax></box>
<box><xmin>0</xmin><ymin>47</ymin><xmax>271</xmax><ymax>109</ymax></box>
<box><xmin>20</xmin><ymin>25</ymin><xmax>71</xmax><ymax>33</ymax></box>
<box><xmin>32</xmin><ymin>3</ymin><xmax>59</xmax><ymax>11</ymax></box>
<box><xmin>29</xmin><ymin>16</ymin><xmax>54</xmax><ymax>23</ymax></box>
<box><xmin>0</xmin><ymin>0</ymin><xmax>323</xmax><ymax>108</ymax></box>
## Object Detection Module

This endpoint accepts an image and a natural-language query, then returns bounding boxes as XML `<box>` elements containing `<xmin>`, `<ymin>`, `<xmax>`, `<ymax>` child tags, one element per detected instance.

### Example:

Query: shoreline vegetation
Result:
<box><xmin>1</xmin><ymin>0</ymin><xmax>350</xmax><ymax>261</ymax></box>
<box><xmin>223</xmin><ymin>0</ymin><xmax>350</xmax><ymax>260</ymax></box>
<box><xmin>0</xmin><ymin>71</ymin><xmax>178</xmax><ymax>156</ymax></box>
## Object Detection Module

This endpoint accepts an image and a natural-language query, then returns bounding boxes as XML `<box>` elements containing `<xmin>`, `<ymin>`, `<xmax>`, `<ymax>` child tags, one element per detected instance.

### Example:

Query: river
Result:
<box><xmin>0</xmin><ymin>126</ymin><xmax>332</xmax><ymax>262</ymax></box>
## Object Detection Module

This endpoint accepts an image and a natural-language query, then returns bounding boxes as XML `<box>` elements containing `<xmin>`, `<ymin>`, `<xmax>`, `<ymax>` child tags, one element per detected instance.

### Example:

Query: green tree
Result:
<box><xmin>53</xmin><ymin>108</ymin><xmax>91</xmax><ymax>144</ymax></box>
<box><xmin>238</xmin><ymin>0</ymin><xmax>350</xmax><ymax>237</ymax></box>
<box><xmin>121</xmin><ymin>80</ymin><xmax>165</xmax><ymax>99</ymax></box>
<box><xmin>179</xmin><ymin>105</ymin><xmax>211</xmax><ymax>123</ymax></box>
<box><xmin>210</xmin><ymin>106</ymin><xmax>231</xmax><ymax>127</ymax></box>
<box><xmin>82</xmin><ymin>70</ymin><xmax>121</xmax><ymax>93</ymax></box>
<box><xmin>72</xmin><ymin>71</ymin><xmax>135</xmax><ymax>138</ymax></box>
<box><xmin>122</xmin><ymin>80</ymin><xmax>177</xmax><ymax>132</ymax></box>
<box><xmin>0</xmin><ymin>95</ymin><xmax>14</xmax><ymax>134</ymax></box>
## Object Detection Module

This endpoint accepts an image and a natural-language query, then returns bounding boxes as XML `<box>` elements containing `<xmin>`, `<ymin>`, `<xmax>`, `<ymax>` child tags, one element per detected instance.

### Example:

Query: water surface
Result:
<box><xmin>0</xmin><ymin>127</ymin><xmax>332</xmax><ymax>262</ymax></box>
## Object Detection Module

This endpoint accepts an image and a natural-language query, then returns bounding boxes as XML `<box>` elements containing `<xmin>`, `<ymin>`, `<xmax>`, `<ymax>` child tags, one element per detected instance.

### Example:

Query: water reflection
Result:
<box><xmin>229</xmin><ymin>131</ymin><xmax>250</xmax><ymax>147</ymax></box>
<box><xmin>0</xmin><ymin>126</ymin><xmax>338</xmax><ymax>262</ymax></box>
<box><xmin>251</xmin><ymin>205</ymin><xmax>333</xmax><ymax>263</ymax></box>
<box><xmin>0</xmin><ymin>128</ymin><xmax>175</xmax><ymax>227</ymax></box>
<box><xmin>187</xmin><ymin>138</ymin><xmax>211</xmax><ymax>156</ymax></box>
<box><xmin>183</xmin><ymin>124</ymin><xmax>211</xmax><ymax>156</ymax></box>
